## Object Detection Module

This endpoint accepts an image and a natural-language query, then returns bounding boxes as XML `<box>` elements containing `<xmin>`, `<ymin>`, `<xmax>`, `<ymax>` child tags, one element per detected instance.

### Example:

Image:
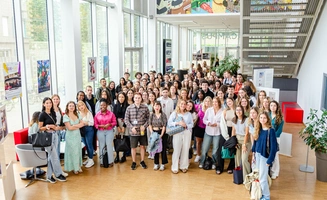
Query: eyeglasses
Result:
<box><xmin>236</xmin><ymin>109</ymin><xmax>242</xmax><ymax>112</ymax></box>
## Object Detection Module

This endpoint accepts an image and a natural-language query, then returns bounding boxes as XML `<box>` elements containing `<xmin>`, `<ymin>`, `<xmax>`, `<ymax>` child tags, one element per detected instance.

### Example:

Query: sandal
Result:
<box><xmin>73</xmin><ymin>171</ymin><xmax>79</xmax><ymax>175</ymax></box>
<box><xmin>181</xmin><ymin>169</ymin><xmax>188</xmax><ymax>173</ymax></box>
<box><xmin>78</xmin><ymin>169</ymin><xmax>83</xmax><ymax>173</ymax></box>
<box><xmin>171</xmin><ymin>170</ymin><xmax>178</xmax><ymax>174</ymax></box>
<box><xmin>227</xmin><ymin>170</ymin><xmax>233</xmax><ymax>174</ymax></box>
<box><xmin>216</xmin><ymin>170</ymin><xmax>222</xmax><ymax>175</ymax></box>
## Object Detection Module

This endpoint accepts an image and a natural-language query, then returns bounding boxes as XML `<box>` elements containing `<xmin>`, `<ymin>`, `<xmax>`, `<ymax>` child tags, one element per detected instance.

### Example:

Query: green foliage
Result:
<box><xmin>27</xmin><ymin>0</ymin><xmax>48</xmax><ymax>41</ymax></box>
<box><xmin>211</xmin><ymin>55</ymin><xmax>240</xmax><ymax>77</ymax></box>
<box><xmin>299</xmin><ymin>109</ymin><xmax>327</xmax><ymax>153</ymax></box>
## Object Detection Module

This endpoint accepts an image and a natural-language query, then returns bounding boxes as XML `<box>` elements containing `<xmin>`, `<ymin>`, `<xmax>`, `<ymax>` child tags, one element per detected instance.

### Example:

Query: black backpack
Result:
<box><xmin>203</xmin><ymin>156</ymin><xmax>213</xmax><ymax>170</ymax></box>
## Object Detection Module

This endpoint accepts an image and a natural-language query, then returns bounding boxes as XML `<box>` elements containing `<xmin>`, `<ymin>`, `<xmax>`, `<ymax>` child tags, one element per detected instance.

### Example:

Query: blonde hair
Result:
<box><xmin>175</xmin><ymin>99</ymin><xmax>187</xmax><ymax>114</ymax></box>
<box><xmin>253</xmin><ymin>111</ymin><xmax>272</xmax><ymax>141</ymax></box>
<box><xmin>201</xmin><ymin>96</ymin><xmax>213</xmax><ymax>112</ymax></box>
<box><xmin>77</xmin><ymin>101</ymin><xmax>90</xmax><ymax>114</ymax></box>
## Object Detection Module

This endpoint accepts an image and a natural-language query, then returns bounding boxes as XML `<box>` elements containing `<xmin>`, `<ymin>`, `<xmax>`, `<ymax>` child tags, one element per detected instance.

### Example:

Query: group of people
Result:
<box><xmin>28</xmin><ymin>67</ymin><xmax>284</xmax><ymax>200</ymax></box>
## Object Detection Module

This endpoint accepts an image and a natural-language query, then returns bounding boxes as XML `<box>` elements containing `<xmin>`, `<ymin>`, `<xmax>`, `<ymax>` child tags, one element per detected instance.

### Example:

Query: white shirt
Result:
<box><xmin>79</xmin><ymin>110</ymin><xmax>94</xmax><ymax>126</ymax></box>
<box><xmin>158</xmin><ymin>96</ymin><xmax>174</xmax><ymax>119</ymax></box>
<box><xmin>203</xmin><ymin>107</ymin><xmax>223</xmax><ymax>136</ymax></box>
<box><xmin>232</xmin><ymin>118</ymin><xmax>247</xmax><ymax>136</ymax></box>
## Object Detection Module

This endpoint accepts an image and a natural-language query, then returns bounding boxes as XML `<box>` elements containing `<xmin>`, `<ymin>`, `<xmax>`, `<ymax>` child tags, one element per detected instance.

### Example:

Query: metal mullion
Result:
<box><xmin>91</xmin><ymin>2</ymin><xmax>97</xmax><ymax>89</ymax></box>
<box><xmin>106</xmin><ymin>6</ymin><xmax>110</xmax><ymax>80</ymax></box>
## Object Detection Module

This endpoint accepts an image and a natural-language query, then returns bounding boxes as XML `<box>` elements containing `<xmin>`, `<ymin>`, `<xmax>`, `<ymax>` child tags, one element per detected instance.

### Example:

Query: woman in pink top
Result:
<box><xmin>94</xmin><ymin>99</ymin><xmax>117</xmax><ymax>167</ymax></box>
<box><xmin>194</xmin><ymin>96</ymin><xmax>213</xmax><ymax>163</ymax></box>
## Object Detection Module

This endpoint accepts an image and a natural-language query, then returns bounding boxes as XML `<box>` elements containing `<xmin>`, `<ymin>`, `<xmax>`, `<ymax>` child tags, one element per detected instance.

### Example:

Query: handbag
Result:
<box><xmin>100</xmin><ymin>146</ymin><xmax>109</xmax><ymax>168</ymax></box>
<box><xmin>166</xmin><ymin>113</ymin><xmax>185</xmax><ymax>136</ymax></box>
<box><xmin>233</xmin><ymin>166</ymin><xmax>243</xmax><ymax>184</ymax></box>
<box><xmin>221</xmin><ymin>147</ymin><xmax>235</xmax><ymax>159</ymax></box>
<box><xmin>31</xmin><ymin>132</ymin><xmax>53</xmax><ymax>147</ymax></box>
<box><xmin>114</xmin><ymin>135</ymin><xmax>130</xmax><ymax>152</ymax></box>
<box><xmin>203</xmin><ymin>156</ymin><xmax>213</xmax><ymax>170</ymax></box>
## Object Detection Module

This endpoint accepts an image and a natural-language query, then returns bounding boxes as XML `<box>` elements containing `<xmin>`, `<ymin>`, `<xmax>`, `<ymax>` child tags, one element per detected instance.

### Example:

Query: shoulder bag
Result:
<box><xmin>166</xmin><ymin>113</ymin><xmax>185</xmax><ymax>136</ymax></box>
<box><xmin>31</xmin><ymin>131</ymin><xmax>53</xmax><ymax>147</ymax></box>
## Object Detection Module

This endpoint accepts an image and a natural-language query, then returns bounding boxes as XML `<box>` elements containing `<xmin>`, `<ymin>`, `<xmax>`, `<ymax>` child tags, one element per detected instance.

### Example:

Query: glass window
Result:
<box><xmin>123</xmin><ymin>0</ymin><xmax>131</xmax><ymax>9</ymax></box>
<box><xmin>0</xmin><ymin>0</ymin><xmax>21</xmax><ymax>132</ymax></box>
<box><xmin>124</xmin><ymin>51</ymin><xmax>131</xmax><ymax>74</ymax></box>
<box><xmin>124</xmin><ymin>13</ymin><xmax>131</xmax><ymax>47</ymax></box>
<box><xmin>322</xmin><ymin>73</ymin><xmax>327</xmax><ymax>110</ymax></box>
<box><xmin>134</xmin><ymin>15</ymin><xmax>140</xmax><ymax>47</ymax></box>
<box><xmin>96</xmin><ymin>5</ymin><xmax>108</xmax><ymax>86</ymax></box>
<box><xmin>22</xmin><ymin>0</ymin><xmax>51</xmax><ymax>122</ymax></box>
<box><xmin>80</xmin><ymin>1</ymin><xmax>93</xmax><ymax>89</ymax></box>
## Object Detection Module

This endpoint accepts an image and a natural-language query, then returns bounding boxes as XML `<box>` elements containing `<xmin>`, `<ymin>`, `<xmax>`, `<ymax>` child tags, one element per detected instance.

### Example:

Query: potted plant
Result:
<box><xmin>299</xmin><ymin>108</ymin><xmax>327</xmax><ymax>182</ymax></box>
<box><xmin>211</xmin><ymin>55</ymin><xmax>240</xmax><ymax>77</ymax></box>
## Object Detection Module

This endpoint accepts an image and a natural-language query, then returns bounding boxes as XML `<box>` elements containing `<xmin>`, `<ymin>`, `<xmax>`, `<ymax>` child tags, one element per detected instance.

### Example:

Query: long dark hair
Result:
<box><xmin>116</xmin><ymin>92</ymin><xmax>127</xmax><ymax>107</ymax></box>
<box><xmin>100</xmin><ymin>89</ymin><xmax>112</xmax><ymax>105</ymax></box>
<box><xmin>153</xmin><ymin>101</ymin><xmax>163</xmax><ymax>113</ymax></box>
<box><xmin>76</xmin><ymin>91</ymin><xmax>86</xmax><ymax>103</ymax></box>
<box><xmin>232</xmin><ymin>105</ymin><xmax>247</xmax><ymax>124</ymax></box>
<box><xmin>42</xmin><ymin>97</ymin><xmax>55</xmax><ymax>116</ymax></box>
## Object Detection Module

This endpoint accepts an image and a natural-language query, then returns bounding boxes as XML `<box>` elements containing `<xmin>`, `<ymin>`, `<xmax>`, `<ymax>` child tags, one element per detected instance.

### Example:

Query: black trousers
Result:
<box><xmin>154</xmin><ymin>130</ymin><xmax>168</xmax><ymax>165</ymax></box>
<box><xmin>217</xmin><ymin>127</ymin><xmax>235</xmax><ymax>171</ymax></box>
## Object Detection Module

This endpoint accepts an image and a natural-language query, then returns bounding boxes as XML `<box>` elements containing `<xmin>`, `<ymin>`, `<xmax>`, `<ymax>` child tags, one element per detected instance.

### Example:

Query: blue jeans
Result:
<box><xmin>81</xmin><ymin>126</ymin><xmax>94</xmax><ymax>159</ymax></box>
<box><xmin>45</xmin><ymin>132</ymin><xmax>63</xmax><ymax>179</ymax></box>
<box><xmin>255</xmin><ymin>152</ymin><xmax>270</xmax><ymax>200</ymax></box>
<box><xmin>97</xmin><ymin>129</ymin><xmax>114</xmax><ymax>164</ymax></box>
<box><xmin>200</xmin><ymin>133</ymin><xmax>220</xmax><ymax>165</ymax></box>
<box><xmin>56</xmin><ymin>130</ymin><xmax>66</xmax><ymax>159</ymax></box>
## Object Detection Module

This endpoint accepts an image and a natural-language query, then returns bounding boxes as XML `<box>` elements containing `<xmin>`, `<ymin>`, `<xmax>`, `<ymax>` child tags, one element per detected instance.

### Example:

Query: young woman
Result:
<box><xmin>148</xmin><ymin>91</ymin><xmax>156</xmax><ymax>113</ymax></box>
<box><xmin>94</xmin><ymin>99</ymin><xmax>117</xmax><ymax>167</ymax></box>
<box><xmin>113</xmin><ymin>92</ymin><xmax>129</xmax><ymax>163</ymax></box>
<box><xmin>200</xmin><ymin>97</ymin><xmax>223</xmax><ymax>170</ymax></box>
<box><xmin>168</xmin><ymin>99</ymin><xmax>193</xmax><ymax>174</ymax></box>
<box><xmin>126</xmin><ymin>89</ymin><xmax>134</xmax><ymax>106</ymax></box>
<box><xmin>239</xmin><ymin>97</ymin><xmax>251</xmax><ymax>117</ymax></box>
<box><xmin>142</xmin><ymin>91</ymin><xmax>149</xmax><ymax>105</ymax></box>
<box><xmin>244</xmin><ymin>85</ymin><xmax>256</xmax><ymax>107</ymax></box>
<box><xmin>51</xmin><ymin>94</ymin><xmax>66</xmax><ymax>159</ymax></box>
<box><xmin>154</xmin><ymin>78</ymin><xmax>161</xmax><ymax>88</ymax></box>
<box><xmin>236</xmin><ymin>88</ymin><xmax>248</xmax><ymax>105</ymax></box>
<box><xmin>179</xmin><ymin>88</ymin><xmax>189</xmax><ymax>101</ymax></box>
<box><xmin>77</xmin><ymin>101</ymin><xmax>95</xmax><ymax>168</ymax></box>
<box><xmin>252</xmin><ymin>111</ymin><xmax>278</xmax><ymax>200</ymax></box>
<box><xmin>217</xmin><ymin>97</ymin><xmax>236</xmax><ymax>174</ymax></box>
<box><xmin>269</xmin><ymin>100</ymin><xmax>284</xmax><ymax>179</ymax></box>
<box><xmin>194</xmin><ymin>89</ymin><xmax>205</xmax><ymax>105</ymax></box>
<box><xmin>169</xmin><ymin>86</ymin><xmax>179</xmax><ymax>109</ymax></box>
<box><xmin>186</xmin><ymin>100</ymin><xmax>198</xmax><ymax>153</ymax></box>
<box><xmin>262</xmin><ymin>97</ymin><xmax>270</xmax><ymax>113</ymax></box>
<box><xmin>245</xmin><ymin>107</ymin><xmax>260</xmax><ymax>147</ymax></box>
<box><xmin>28</xmin><ymin>111</ymin><xmax>41</xmax><ymax>143</ymax></box>
<box><xmin>95</xmin><ymin>90</ymin><xmax>112</xmax><ymax>113</ymax></box>
<box><xmin>63</xmin><ymin>101</ymin><xmax>85</xmax><ymax>174</ymax></box>
<box><xmin>232</xmin><ymin>106</ymin><xmax>250</xmax><ymax>180</ymax></box>
<box><xmin>76</xmin><ymin>91</ymin><xmax>92</xmax><ymax>112</ymax></box>
<box><xmin>149</xmin><ymin>101</ymin><xmax>168</xmax><ymax>171</ymax></box>
<box><xmin>153</xmin><ymin>87</ymin><xmax>160</xmax><ymax>99</ymax></box>
<box><xmin>194</xmin><ymin>96</ymin><xmax>212</xmax><ymax>164</ymax></box>
<box><xmin>126</xmin><ymin>80</ymin><xmax>133</xmax><ymax>90</ymax></box>
<box><xmin>217</xmin><ymin>89</ymin><xmax>226</xmax><ymax>109</ymax></box>
<box><xmin>256</xmin><ymin>90</ymin><xmax>267</xmax><ymax>108</ymax></box>
<box><xmin>38</xmin><ymin>97</ymin><xmax>66</xmax><ymax>183</ymax></box>
<box><xmin>116</xmin><ymin>77</ymin><xmax>126</xmax><ymax>93</ymax></box>
<box><xmin>213</xmin><ymin>80</ymin><xmax>222</xmax><ymax>95</ymax></box>
<box><xmin>108</xmin><ymin>81</ymin><xmax>116</xmax><ymax>103</ymax></box>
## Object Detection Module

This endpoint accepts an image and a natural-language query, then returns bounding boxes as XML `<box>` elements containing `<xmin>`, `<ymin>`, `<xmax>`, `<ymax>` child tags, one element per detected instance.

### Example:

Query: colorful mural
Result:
<box><xmin>156</xmin><ymin>0</ymin><xmax>240</xmax><ymax>15</ymax></box>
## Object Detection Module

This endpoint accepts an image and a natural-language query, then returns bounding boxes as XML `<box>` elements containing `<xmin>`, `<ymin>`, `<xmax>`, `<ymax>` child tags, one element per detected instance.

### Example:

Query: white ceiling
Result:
<box><xmin>156</xmin><ymin>13</ymin><xmax>240</xmax><ymax>29</ymax></box>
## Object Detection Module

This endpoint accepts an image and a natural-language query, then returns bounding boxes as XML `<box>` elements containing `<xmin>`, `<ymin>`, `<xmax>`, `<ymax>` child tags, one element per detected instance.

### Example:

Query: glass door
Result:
<box><xmin>124</xmin><ymin>48</ymin><xmax>142</xmax><ymax>78</ymax></box>
<box><xmin>226</xmin><ymin>47</ymin><xmax>239</xmax><ymax>59</ymax></box>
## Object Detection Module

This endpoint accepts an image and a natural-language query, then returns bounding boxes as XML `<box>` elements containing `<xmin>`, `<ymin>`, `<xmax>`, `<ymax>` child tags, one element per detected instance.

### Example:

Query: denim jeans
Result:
<box><xmin>200</xmin><ymin>133</ymin><xmax>220</xmax><ymax>165</ymax></box>
<box><xmin>45</xmin><ymin>132</ymin><xmax>63</xmax><ymax>179</ymax></box>
<box><xmin>97</xmin><ymin>129</ymin><xmax>114</xmax><ymax>164</ymax></box>
<box><xmin>56</xmin><ymin>130</ymin><xmax>66</xmax><ymax>160</ymax></box>
<box><xmin>81</xmin><ymin>126</ymin><xmax>94</xmax><ymax>159</ymax></box>
<box><xmin>255</xmin><ymin>152</ymin><xmax>270</xmax><ymax>200</ymax></box>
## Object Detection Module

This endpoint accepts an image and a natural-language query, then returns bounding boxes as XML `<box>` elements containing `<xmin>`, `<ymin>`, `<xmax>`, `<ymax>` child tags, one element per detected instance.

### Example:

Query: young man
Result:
<box><xmin>85</xmin><ymin>85</ymin><xmax>97</xmax><ymax>116</ymax></box>
<box><xmin>161</xmin><ymin>74</ymin><xmax>171</xmax><ymax>87</ymax></box>
<box><xmin>124</xmin><ymin>92</ymin><xmax>150</xmax><ymax>170</ymax></box>
<box><xmin>95</xmin><ymin>78</ymin><xmax>112</xmax><ymax>101</ymax></box>
<box><xmin>124</xmin><ymin>72</ymin><xmax>131</xmax><ymax>82</ymax></box>
<box><xmin>134</xmin><ymin>72</ymin><xmax>142</xmax><ymax>83</ymax></box>
<box><xmin>223</xmin><ymin>70</ymin><xmax>233</xmax><ymax>85</ymax></box>
<box><xmin>225</xmin><ymin>84</ymin><xmax>237</xmax><ymax>100</ymax></box>
<box><xmin>192</xmin><ymin>80</ymin><xmax>214</xmax><ymax>101</ymax></box>
<box><xmin>157</xmin><ymin>87</ymin><xmax>174</xmax><ymax>118</ymax></box>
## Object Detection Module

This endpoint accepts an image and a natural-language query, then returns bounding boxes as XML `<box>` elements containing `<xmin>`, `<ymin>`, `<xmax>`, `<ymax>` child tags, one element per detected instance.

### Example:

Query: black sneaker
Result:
<box><xmin>47</xmin><ymin>176</ymin><xmax>56</xmax><ymax>184</ymax></box>
<box><xmin>140</xmin><ymin>161</ymin><xmax>147</xmax><ymax>169</ymax></box>
<box><xmin>131</xmin><ymin>162</ymin><xmax>137</xmax><ymax>170</ymax></box>
<box><xmin>120</xmin><ymin>156</ymin><xmax>126</xmax><ymax>163</ymax></box>
<box><xmin>56</xmin><ymin>174</ymin><xmax>67</xmax><ymax>182</ymax></box>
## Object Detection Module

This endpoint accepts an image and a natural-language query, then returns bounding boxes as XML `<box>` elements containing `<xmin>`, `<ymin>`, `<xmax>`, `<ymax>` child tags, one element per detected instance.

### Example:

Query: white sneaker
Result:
<box><xmin>85</xmin><ymin>159</ymin><xmax>94</xmax><ymax>168</ymax></box>
<box><xmin>148</xmin><ymin>154</ymin><xmax>154</xmax><ymax>159</ymax></box>
<box><xmin>212</xmin><ymin>164</ymin><xmax>216</xmax><ymax>170</ymax></box>
<box><xmin>198</xmin><ymin>164</ymin><xmax>203</xmax><ymax>169</ymax></box>
<box><xmin>62</xmin><ymin>172</ymin><xmax>69</xmax><ymax>177</ymax></box>
<box><xmin>193</xmin><ymin>150</ymin><xmax>197</xmax><ymax>155</ymax></box>
<box><xmin>159</xmin><ymin>164</ymin><xmax>165</xmax><ymax>171</ymax></box>
<box><xmin>153</xmin><ymin>164</ymin><xmax>159</xmax><ymax>171</ymax></box>
<box><xmin>194</xmin><ymin>155</ymin><xmax>201</xmax><ymax>163</ymax></box>
<box><xmin>271</xmin><ymin>175</ymin><xmax>277</xmax><ymax>180</ymax></box>
<box><xmin>83</xmin><ymin>158</ymin><xmax>89</xmax><ymax>165</ymax></box>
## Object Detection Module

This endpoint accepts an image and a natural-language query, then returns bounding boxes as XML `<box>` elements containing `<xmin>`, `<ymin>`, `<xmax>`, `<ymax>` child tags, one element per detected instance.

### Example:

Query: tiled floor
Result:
<box><xmin>4</xmin><ymin>122</ymin><xmax>327</xmax><ymax>200</ymax></box>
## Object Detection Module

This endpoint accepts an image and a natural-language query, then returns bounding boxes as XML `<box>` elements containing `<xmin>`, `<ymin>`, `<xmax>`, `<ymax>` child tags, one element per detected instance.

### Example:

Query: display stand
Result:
<box><xmin>0</xmin><ymin>139</ymin><xmax>16</xmax><ymax>200</ymax></box>
<box><xmin>299</xmin><ymin>145</ymin><xmax>314</xmax><ymax>173</ymax></box>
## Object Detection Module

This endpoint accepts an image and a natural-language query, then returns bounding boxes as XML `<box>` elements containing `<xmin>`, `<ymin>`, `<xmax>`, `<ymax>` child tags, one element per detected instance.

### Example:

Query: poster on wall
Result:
<box><xmin>3</xmin><ymin>62</ymin><xmax>22</xmax><ymax>100</ymax></box>
<box><xmin>87</xmin><ymin>57</ymin><xmax>97</xmax><ymax>82</ymax></box>
<box><xmin>157</xmin><ymin>0</ymin><xmax>240</xmax><ymax>15</ymax></box>
<box><xmin>253</xmin><ymin>68</ymin><xmax>274</xmax><ymax>88</ymax></box>
<box><xmin>37</xmin><ymin>60</ymin><xmax>51</xmax><ymax>93</ymax></box>
<box><xmin>0</xmin><ymin>106</ymin><xmax>8</xmax><ymax>142</ymax></box>
<box><xmin>257</xmin><ymin>87</ymin><xmax>280</xmax><ymax>102</ymax></box>
<box><xmin>103</xmin><ymin>56</ymin><xmax>109</xmax><ymax>78</ymax></box>
<box><xmin>163</xmin><ymin>39</ymin><xmax>173</xmax><ymax>73</ymax></box>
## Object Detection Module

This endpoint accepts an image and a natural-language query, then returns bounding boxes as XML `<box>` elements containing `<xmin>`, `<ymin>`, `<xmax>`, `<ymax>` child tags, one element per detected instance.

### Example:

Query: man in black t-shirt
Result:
<box><xmin>192</xmin><ymin>80</ymin><xmax>214</xmax><ymax>101</ymax></box>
